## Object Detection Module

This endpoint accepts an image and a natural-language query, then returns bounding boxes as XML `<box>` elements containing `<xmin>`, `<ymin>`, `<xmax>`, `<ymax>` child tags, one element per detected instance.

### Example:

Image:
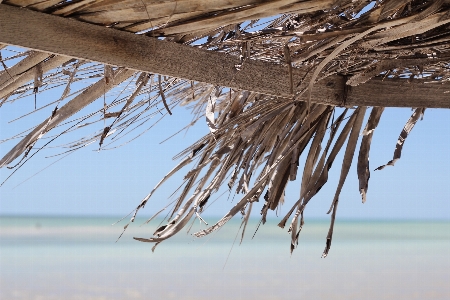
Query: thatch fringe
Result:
<box><xmin>0</xmin><ymin>0</ymin><xmax>448</xmax><ymax>255</ymax></box>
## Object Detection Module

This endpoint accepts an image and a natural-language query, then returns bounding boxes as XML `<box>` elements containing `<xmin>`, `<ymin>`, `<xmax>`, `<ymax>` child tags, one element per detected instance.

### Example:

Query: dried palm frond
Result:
<box><xmin>1</xmin><ymin>0</ymin><xmax>449</xmax><ymax>255</ymax></box>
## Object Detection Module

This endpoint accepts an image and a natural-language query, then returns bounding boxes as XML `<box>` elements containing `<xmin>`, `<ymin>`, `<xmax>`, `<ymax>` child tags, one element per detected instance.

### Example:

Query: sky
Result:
<box><xmin>0</xmin><ymin>85</ymin><xmax>449</xmax><ymax>220</ymax></box>
<box><xmin>0</xmin><ymin>2</ymin><xmax>449</xmax><ymax>221</ymax></box>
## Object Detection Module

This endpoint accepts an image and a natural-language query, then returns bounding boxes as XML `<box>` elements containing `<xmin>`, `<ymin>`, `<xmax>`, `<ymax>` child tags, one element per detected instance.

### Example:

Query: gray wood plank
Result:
<box><xmin>0</xmin><ymin>4</ymin><xmax>449</xmax><ymax>108</ymax></box>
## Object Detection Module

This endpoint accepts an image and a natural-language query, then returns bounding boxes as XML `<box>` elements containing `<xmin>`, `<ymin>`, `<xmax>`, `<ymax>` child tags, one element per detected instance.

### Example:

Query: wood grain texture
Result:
<box><xmin>0</xmin><ymin>3</ymin><xmax>341</xmax><ymax>104</ymax></box>
<box><xmin>1</xmin><ymin>4</ymin><xmax>449</xmax><ymax>108</ymax></box>
<box><xmin>347</xmin><ymin>78</ymin><xmax>450</xmax><ymax>109</ymax></box>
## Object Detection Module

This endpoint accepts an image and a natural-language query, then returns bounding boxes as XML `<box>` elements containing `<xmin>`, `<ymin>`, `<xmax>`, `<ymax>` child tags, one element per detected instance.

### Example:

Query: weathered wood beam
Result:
<box><xmin>0</xmin><ymin>4</ymin><xmax>449</xmax><ymax>108</ymax></box>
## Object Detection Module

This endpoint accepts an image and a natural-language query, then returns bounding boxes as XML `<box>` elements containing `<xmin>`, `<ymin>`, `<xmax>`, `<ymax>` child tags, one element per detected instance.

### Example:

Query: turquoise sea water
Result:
<box><xmin>1</xmin><ymin>216</ymin><xmax>449</xmax><ymax>300</ymax></box>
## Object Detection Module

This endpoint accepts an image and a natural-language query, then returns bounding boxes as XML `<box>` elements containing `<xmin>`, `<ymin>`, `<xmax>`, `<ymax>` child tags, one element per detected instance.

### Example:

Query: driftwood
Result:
<box><xmin>1</xmin><ymin>0</ymin><xmax>449</xmax><ymax>256</ymax></box>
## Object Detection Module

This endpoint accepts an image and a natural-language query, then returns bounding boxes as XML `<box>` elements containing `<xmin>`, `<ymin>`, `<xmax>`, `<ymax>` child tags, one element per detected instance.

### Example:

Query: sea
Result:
<box><xmin>1</xmin><ymin>216</ymin><xmax>449</xmax><ymax>300</ymax></box>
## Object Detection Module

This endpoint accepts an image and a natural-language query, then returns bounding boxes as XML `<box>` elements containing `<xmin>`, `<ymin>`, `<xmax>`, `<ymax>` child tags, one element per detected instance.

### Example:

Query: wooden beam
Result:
<box><xmin>0</xmin><ymin>4</ymin><xmax>319</xmax><ymax>101</ymax></box>
<box><xmin>347</xmin><ymin>78</ymin><xmax>450</xmax><ymax>109</ymax></box>
<box><xmin>0</xmin><ymin>4</ymin><xmax>449</xmax><ymax>108</ymax></box>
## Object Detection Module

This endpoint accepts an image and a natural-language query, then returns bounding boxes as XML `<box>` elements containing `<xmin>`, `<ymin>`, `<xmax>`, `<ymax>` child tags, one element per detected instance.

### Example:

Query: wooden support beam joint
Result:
<box><xmin>0</xmin><ymin>4</ymin><xmax>449</xmax><ymax>109</ymax></box>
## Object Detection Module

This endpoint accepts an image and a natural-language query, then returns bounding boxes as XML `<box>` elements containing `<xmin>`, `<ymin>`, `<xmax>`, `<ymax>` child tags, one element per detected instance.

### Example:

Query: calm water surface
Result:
<box><xmin>1</xmin><ymin>216</ymin><xmax>449</xmax><ymax>300</ymax></box>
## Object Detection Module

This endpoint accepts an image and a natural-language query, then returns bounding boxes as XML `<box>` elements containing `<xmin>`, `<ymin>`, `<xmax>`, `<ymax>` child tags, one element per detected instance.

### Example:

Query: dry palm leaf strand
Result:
<box><xmin>375</xmin><ymin>108</ymin><xmax>426</xmax><ymax>171</ymax></box>
<box><xmin>0</xmin><ymin>68</ymin><xmax>134</xmax><ymax>168</ymax></box>
<box><xmin>322</xmin><ymin>106</ymin><xmax>366</xmax><ymax>258</ymax></box>
<box><xmin>357</xmin><ymin>107</ymin><xmax>384</xmax><ymax>203</ymax></box>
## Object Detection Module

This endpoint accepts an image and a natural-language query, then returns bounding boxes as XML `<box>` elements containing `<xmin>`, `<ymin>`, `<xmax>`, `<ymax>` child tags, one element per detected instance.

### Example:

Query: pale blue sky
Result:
<box><xmin>0</xmin><ymin>89</ymin><xmax>449</xmax><ymax>220</ymax></box>
<box><xmin>1</xmin><ymin>1</ymin><xmax>449</xmax><ymax>220</ymax></box>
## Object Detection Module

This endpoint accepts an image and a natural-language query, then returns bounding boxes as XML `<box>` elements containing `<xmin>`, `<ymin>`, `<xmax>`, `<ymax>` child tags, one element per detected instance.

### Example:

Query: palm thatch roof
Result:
<box><xmin>0</xmin><ymin>0</ymin><xmax>449</xmax><ymax>256</ymax></box>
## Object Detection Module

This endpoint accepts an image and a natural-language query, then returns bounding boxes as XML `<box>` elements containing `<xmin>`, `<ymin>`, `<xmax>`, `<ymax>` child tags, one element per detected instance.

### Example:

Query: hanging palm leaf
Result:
<box><xmin>0</xmin><ymin>0</ymin><xmax>449</xmax><ymax>256</ymax></box>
